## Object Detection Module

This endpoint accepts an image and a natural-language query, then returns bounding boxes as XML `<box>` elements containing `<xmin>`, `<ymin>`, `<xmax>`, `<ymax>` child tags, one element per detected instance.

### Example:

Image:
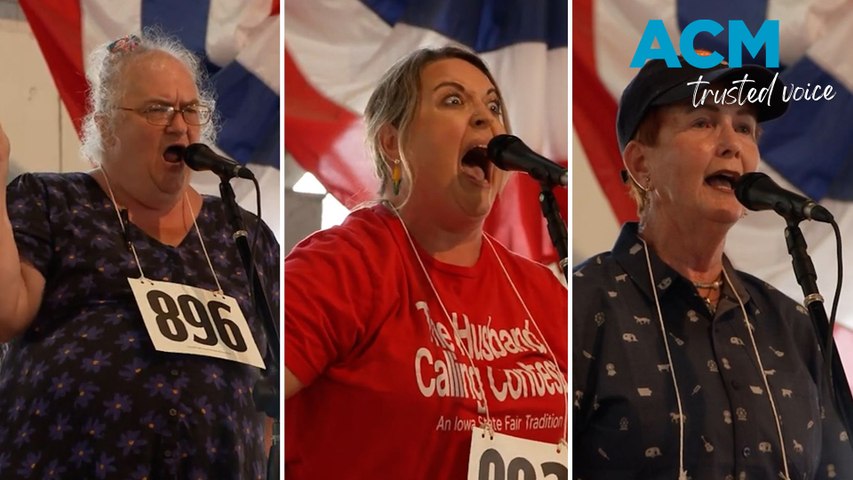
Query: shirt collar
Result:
<box><xmin>611</xmin><ymin>223</ymin><xmax>751</xmax><ymax>309</ymax></box>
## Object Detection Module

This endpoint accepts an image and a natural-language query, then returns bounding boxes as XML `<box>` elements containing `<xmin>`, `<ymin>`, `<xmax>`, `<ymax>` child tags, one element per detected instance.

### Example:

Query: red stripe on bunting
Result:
<box><xmin>284</xmin><ymin>48</ymin><xmax>376</xmax><ymax>207</ymax></box>
<box><xmin>20</xmin><ymin>0</ymin><xmax>87</xmax><ymax>134</ymax></box>
<box><xmin>573</xmin><ymin>0</ymin><xmax>636</xmax><ymax>223</ymax></box>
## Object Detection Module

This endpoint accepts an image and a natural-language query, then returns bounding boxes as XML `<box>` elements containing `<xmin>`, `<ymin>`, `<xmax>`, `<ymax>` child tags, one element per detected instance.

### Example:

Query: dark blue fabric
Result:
<box><xmin>213</xmin><ymin>62</ymin><xmax>281</xmax><ymax>168</ymax></box>
<box><xmin>141</xmin><ymin>0</ymin><xmax>218</xmax><ymax>73</ymax></box>
<box><xmin>677</xmin><ymin>0</ymin><xmax>770</xmax><ymax>66</ymax></box>
<box><xmin>760</xmin><ymin>58</ymin><xmax>853</xmax><ymax>201</ymax></box>
<box><xmin>573</xmin><ymin>223</ymin><xmax>853</xmax><ymax>479</ymax></box>
<box><xmin>0</xmin><ymin>172</ymin><xmax>280</xmax><ymax>480</ymax></box>
<box><xmin>360</xmin><ymin>0</ymin><xmax>567</xmax><ymax>51</ymax></box>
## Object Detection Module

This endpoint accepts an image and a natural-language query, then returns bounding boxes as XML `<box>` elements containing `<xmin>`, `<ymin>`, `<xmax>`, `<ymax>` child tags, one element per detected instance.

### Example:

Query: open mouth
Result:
<box><xmin>163</xmin><ymin>144</ymin><xmax>186</xmax><ymax>164</ymax></box>
<box><xmin>460</xmin><ymin>146</ymin><xmax>492</xmax><ymax>184</ymax></box>
<box><xmin>704</xmin><ymin>171</ymin><xmax>739</xmax><ymax>191</ymax></box>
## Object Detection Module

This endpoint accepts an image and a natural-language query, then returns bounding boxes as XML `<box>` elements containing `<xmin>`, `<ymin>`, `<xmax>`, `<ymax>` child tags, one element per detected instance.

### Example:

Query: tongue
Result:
<box><xmin>163</xmin><ymin>147</ymin><xmax>183</xmax><ymax>163</ymax></box>
<box><xmin>461</xmin><ymin>163</ymin><xmax>486</xmax><ymax>182</ymax></box>
<box><xmin>706</xmin><ymin>176</ymin><xmax>732</xmax><ymax>189</ymax></box>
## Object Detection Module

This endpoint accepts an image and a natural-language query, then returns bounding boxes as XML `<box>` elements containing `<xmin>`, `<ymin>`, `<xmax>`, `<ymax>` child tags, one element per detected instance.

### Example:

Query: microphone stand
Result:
<box><xmin>784</xmin><ymin>218</ymin><xmax>853</xmax><ymax>434</ymax></box>
<box><xmin>538</xmin><ymin>180</ymin><xmax>568</xmax><ymax>280</ymax></box>
<box><xmin>218</xmin><ymin>176</ymin><xmax>280</xmax><ymax>480</ymax></box>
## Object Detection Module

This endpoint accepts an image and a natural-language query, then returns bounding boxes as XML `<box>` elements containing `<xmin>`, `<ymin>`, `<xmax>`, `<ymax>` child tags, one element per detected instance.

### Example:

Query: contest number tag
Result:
<box><xmin>467</xmin><ymin>427</ymin><xmax>568</xmax><ymax>480</ymax></box>
<box><xmin>129</xmin><ymin>278</ymin><xmax>265</xmax><ymax>369</ymax></box>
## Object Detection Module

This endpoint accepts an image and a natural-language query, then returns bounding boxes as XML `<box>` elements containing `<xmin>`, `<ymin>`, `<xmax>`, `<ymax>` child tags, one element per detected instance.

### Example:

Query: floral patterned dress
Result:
<box><xmin>0</xmin><ymin>172</ymin><xmax>279</xmax><ymax>479</ymax></box>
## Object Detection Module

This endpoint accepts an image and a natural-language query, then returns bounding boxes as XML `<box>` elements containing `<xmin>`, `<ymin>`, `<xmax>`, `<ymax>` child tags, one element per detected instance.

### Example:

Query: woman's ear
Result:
<box><xmin>95</xmin><ymin>113</ymin><xmax>114</xmax><ymax>150</ymax></box>
<box><xmin>623</xmin><ymin>140</ymin><xmax>650</xmax><ymax>190</ymax></box>
<box><xmin>378</xmin><ymin>123</ymin><xmax>400</xmax><ymax>163</ymax></box>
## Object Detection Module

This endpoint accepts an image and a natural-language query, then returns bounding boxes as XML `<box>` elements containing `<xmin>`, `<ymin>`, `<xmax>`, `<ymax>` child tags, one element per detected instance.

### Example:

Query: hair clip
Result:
<box><xmin>107</xmin><ymin>34</ymin><xmax>142</xmax><ymax>54</ymax></box>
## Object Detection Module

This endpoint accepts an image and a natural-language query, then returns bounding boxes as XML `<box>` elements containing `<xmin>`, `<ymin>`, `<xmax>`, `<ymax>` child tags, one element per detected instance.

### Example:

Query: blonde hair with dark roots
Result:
<box><xmin>80</xmin><ymin>28</ymin><xmax>218</xmax><ymax>165</ymax></box>
<box><xmin>364</xmin><ymin>45</ymin><xmax>511</xmax><ymax>204</ymax></box>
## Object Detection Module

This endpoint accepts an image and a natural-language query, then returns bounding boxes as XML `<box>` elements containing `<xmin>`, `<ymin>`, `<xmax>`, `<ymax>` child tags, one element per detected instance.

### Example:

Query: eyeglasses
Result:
<box><xmin>117</xmin><ymin>104</ymin><xmax>212</xmax><ymax>126</ymax></box>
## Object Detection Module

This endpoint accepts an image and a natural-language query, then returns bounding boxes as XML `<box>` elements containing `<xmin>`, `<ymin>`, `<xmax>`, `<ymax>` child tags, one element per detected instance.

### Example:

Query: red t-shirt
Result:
<box><xmin>285</xmin><ymin>205</ymin><xmax>568</xmax><ymax>479</ymax></box>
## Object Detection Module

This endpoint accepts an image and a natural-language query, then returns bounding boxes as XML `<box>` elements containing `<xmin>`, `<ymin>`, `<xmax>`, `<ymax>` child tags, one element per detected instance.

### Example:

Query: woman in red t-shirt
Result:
<box><xmin>285</xmin><ymin>46</ymin><xmax>568</xmax><ymax>479</ymax></box>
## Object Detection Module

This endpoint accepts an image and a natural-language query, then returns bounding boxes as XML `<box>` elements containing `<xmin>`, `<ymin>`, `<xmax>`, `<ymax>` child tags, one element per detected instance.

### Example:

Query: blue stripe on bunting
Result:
<box><xmin>760</xmin><ymin>57</ymin><xmax>853</xmax><ymax>201</ymax></box>
<box><xmin>212</xmin><ymin>62</ymin><xmax>280</xmax><ymax>168</ymax></box>
<box><xmin>141</xmin><ymin>0</ymin><xmax>212</xmax><ymax>63</ymax></box>
<box><xmin>141</xmin><ymin>1</ymin><xmax>279</xmax><ymax>168</ymax></box>
<box><xmin>359</xmin><ymin>0</ymin><xmax>566</xmax><ymax>51</ymax></box>
<box><xmin>677</xmin><ymin>0</ymin><xmax>770</xmax><ymax>66</ymax></box>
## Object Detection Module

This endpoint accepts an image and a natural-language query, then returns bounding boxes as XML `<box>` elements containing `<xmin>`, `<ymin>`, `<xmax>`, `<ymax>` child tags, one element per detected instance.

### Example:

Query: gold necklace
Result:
<box><xmin>692</xmin><ymin>279</ymin><xmax>723</xmax><ymax>289</ymax></box>
<box><xmin>692</xmin><ymin>276</ymin><xmax>723</xmax><ymax>314</ymax></box>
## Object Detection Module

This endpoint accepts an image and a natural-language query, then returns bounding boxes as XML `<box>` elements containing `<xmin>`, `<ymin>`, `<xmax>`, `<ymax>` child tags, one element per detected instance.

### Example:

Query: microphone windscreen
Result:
<box><xmin>184</xmin><ymin>143</ymin><xmax>212</xmax><ymax>167</ymax></box>
<box><xmin>486</xmin><ymin>134</ymin><xmax>521</xmax><ymax>169</ymax></box>
<box><xmin>733</xmin><ymin>172</ymin><xmax>769</xmax><ymax>209</ymax></box>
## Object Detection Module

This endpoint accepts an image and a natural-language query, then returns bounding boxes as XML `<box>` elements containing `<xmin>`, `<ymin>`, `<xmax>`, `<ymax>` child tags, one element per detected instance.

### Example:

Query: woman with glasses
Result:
<box><xmin>0</xmin><ymin>31</ymin><xmax>278</xmax><ymax>479</ymax></box>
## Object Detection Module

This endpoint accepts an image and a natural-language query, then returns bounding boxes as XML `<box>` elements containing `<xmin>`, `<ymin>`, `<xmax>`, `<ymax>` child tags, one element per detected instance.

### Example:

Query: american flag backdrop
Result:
<box><xmin>574</xmin><ymin>0</ymin><xmax>853</xmax><ymax>371</ymax></box>
<box><xmin>285</xmin><ymin>0</ymin><xmax>568</xmax><ymax>265</ymax></box>
<box><xmin>18</xmin><ymin>0</ymin><xmax>281</xmax><ymax>236</ymax></box>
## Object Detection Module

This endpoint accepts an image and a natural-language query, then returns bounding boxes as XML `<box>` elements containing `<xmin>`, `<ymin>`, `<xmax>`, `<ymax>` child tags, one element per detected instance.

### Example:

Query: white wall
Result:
<box><xmin>571</xmin><ymin>129</ymin><xmax>619</xmax><ymax>263</ymax></box>
<box><xmin>0</xmin><ymin>16</ymin><xmax>86</xmax><ymax>181</ymax></box>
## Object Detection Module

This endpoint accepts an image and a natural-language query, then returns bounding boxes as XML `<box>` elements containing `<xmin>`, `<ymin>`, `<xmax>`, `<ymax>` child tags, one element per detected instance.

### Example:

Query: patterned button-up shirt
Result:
<box><xmin>573</xmin><ymin>223</ymin><xmax>853</xmax><ymax>480</ymax></box>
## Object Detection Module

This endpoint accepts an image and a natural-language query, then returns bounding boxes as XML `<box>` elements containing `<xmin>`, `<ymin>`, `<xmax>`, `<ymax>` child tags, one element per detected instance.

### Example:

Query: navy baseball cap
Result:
<box><xmin>616</xmin><ymin>56</ymin><xmax>788</xmax><ymax>152</ymax></box>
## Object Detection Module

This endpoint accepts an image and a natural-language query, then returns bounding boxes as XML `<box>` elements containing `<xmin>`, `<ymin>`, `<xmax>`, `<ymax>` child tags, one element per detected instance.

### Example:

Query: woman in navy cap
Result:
<box><xmin>573</xmin><ymin>57</ymin><xmax>853</xmax><ymax>480</ymax></box>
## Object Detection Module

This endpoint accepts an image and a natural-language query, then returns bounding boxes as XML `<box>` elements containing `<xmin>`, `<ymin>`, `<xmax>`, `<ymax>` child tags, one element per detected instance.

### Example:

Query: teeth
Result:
<box><xmin>705</xmin><ymin>171</ymin><xmax>739</xmax><ymax>184</ymax></box>
<box><xmin>706</xmin><ymin>175</ymin><xmax>734</xmax><ymax>189</ymax></box>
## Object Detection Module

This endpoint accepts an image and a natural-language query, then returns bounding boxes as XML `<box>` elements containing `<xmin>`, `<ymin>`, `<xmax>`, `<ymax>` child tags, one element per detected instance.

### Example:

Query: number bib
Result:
<box><xmin>129</xmin><ymin>278</ymin><xmax>265</xmax><ymax>369</ymax></box>
<box><xmin>467</xmin><ymin>427</ymin><xmax>568</xmax><ymax>480</ymax></box>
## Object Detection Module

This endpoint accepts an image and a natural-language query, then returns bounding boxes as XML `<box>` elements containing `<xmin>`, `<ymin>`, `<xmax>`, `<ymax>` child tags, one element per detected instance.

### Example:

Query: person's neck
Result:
<box><xmin>91</xmin><ymin>168</ymin><xmax>185</xmax><ymax>215</ymax></box>
<box><xmin>90</xmin><ymin>168</ymin><xmax>199</xmax><ymax>246</ymax></box>
<box><xmin>395</xmin><ymin>204</ymin><xmax>484</xmax><ymax>267</ymax></box>
<box><xmin>639</xmin><ymin>211</ymin><xmax>730</xmax><ymax>284</ymax></box>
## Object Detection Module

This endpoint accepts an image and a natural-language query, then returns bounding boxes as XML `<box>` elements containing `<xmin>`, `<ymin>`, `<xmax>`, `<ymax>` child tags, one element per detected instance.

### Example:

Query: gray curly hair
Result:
<box><xmin>80</xmin><ymin>29</ymin><xmax>218</xmax><ymax>164</ymax></box>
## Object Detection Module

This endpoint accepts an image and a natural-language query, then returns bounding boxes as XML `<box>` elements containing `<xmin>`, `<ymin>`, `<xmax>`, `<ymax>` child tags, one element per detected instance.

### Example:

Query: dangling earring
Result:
<box><xmin>642</xmin><ymin>176</ymin><xmax>651</xmax><ymax>193</ymax></box>
<box><xmin>391</xmin><ymin>159</ymin><xmax>402</xmax><ymax>195</ymax></box>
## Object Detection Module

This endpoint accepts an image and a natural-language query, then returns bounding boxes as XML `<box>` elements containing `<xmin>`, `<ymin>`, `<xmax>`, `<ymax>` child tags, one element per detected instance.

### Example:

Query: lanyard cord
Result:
<box><xmin>184</xmin><ymin>192</ymin><xmax>224</xmax><ymax>294</ymax></box>
<box><xmin>485</xmin><ymin>236</ymin><xmax>569</xmax><ymax>450</ymax></box>
<box><xmin>100</xmin><ymin>169</ymin><xmax>222</xmax><ymax>294</ymax></box>
<box><xmin>640</xmin><ymin>238</ymin><xmax>790</xmax><ymax>480</ymax></box>
<box><xmin>640</xmin><ymin>238</ymin><xmax>688</xmax><ymax>480</ymax></box>
<box><xmin>102</xmin><ymin>169</ymin><xmax>145</xmax><ymax>279</ymax></box>
<box><xmin>390</xmin><ymin>204</ymin><xmax>566</xmax><ymax>448</ymax></box>
<box><xmin>392</xmin><ymin>206</ymin><xmax>495</xmax><ymax>435</ymax></box>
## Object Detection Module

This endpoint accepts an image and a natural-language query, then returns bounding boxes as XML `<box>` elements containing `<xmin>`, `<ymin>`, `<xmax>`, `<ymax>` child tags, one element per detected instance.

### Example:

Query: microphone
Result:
<box><xmin>487</xmin><ymin>134</ymin><xmax>567</xmax><ymax>187</ymax></box>
<box><xmin>734</xmin><ymin>172</ymin><xmax>833</xmax><ymax>223</ymax></box>
<box><xmin>180</xmin><ymin>143</ymin><xmax>255</xmax><ymax>179</ymax></box>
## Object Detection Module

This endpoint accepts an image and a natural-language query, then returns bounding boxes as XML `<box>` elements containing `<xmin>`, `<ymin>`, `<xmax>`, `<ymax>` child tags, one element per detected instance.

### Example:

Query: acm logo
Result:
<box><xmin>630</xmin><ymin>19</ymin><xmax>780</xmax><ymax>68</ymax></box>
